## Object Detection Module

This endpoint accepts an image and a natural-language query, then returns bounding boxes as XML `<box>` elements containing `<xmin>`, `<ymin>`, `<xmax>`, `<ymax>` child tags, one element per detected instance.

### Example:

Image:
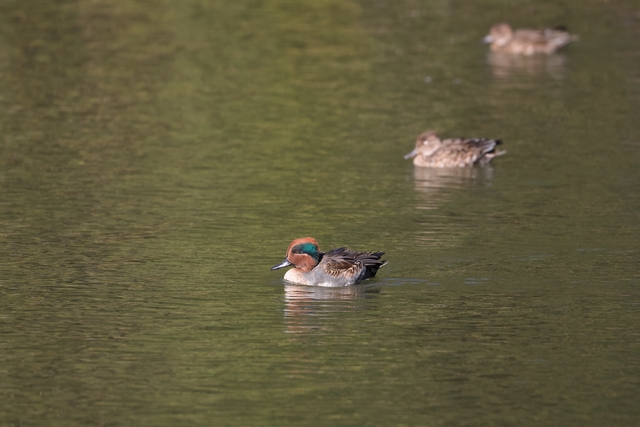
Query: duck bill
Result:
<box><xmin>404</xmin><ymin>148</ymin><xmax>419</xmax><ymax>160</ymax></box>
<box><xmin>271</xmin><ymin>258</ymin><xmax>293</xmax><ymax>270</ymax></box>
<box><xmin>481</xmin><ymin>35</ymin><xmax>493</xmax><ymax>44</ymax></box>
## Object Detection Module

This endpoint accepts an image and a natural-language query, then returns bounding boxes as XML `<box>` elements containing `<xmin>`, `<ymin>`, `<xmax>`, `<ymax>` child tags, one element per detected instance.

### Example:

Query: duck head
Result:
<box><xmin>404</xmin><ymin>130</ymin><xmax>442</xmax><ymax>159</ymax></box>
<box><xmin>271</xmin><ymin>237</ymin><xmax>321</xmax><ymax>273</ymax></box>
<box><xmin>483</xmin><ymin>23</ymin><xmax>513</xmax><ymax>45</ymax></box>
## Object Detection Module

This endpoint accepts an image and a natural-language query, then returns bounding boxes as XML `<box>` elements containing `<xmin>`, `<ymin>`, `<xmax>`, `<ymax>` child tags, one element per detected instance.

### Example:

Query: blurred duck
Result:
<box><xmin>271</xmin><ymin>237</ymin><xmax>386</xmax><ymax>287</ymax></box>
<box><xmin>483</xmin><ymin>23</ymin><xmax>578</xmax><ymax>55</ymax></box>
<box><xmin>404</xmin><ymin>131</ymin><xmax>506</xmax><ymax>168</ymax></box>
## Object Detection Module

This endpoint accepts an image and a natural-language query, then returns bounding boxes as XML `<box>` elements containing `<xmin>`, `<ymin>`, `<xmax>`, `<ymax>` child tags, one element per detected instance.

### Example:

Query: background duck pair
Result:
<box><xmin>406</xmin><ymin>22</ymin><xmax>578</xmax><ymax>168</ymax></box>
<box><xmin>406</xmin><ymin>23</ymin><xmax>578</xmax><ymax>166</ymax></box>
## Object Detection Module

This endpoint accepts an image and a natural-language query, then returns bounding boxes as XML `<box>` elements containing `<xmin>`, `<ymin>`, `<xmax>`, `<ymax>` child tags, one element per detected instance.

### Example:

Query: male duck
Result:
<box><xmin>483</xmin><ymin>23</ymin><xmax>578</xmax><ymax>55</ymax></box>
<box><xmin>271</xmin><ymin>237</ymin><xmax>386</xmax><ymax>287</ymax></box>
<box><xmin>404</xmin><ymin>131</ymin><xmax>506</xmax><ymax>168</ymax></box>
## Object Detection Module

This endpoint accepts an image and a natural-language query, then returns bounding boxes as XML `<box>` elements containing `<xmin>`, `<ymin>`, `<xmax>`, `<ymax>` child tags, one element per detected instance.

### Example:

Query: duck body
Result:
<box><xmin>483</xmin><ymin>23</ymin><xmax>578</xmax><ymax>55</ymax></box>
<box><xmin>404</xmin><ymin>131</ymin><xmax>505</xmax><ymax>168</ymax></box>
<box><xmin>271</xmin><ymin>237</ymin><xmax>386</xmax><ymax>287</ymax></box>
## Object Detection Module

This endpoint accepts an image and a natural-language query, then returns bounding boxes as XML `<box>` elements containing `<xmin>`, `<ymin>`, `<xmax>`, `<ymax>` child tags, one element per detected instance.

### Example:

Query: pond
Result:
<box><xmin>1</xmin><ymin>0</ymin><xmax>639</xmax><ymax>425</ymax></box>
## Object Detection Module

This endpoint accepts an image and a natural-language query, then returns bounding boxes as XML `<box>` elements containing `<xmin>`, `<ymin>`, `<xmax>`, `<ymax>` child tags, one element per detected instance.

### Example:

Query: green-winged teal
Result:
<box><xmin>271</xmin><ymin>237</ymin><xmax>386</xmax><ymax>287</ymax></box>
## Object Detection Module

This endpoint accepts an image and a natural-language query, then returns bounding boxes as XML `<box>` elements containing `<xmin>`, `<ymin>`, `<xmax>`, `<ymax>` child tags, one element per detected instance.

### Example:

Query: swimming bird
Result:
<box><xmin>404</xmin><ymin>131</ymin><xmax>506</xmax><ymax>168</ymax></box>
<box><xmin>271</xmin><ymin>237</ymin><xmax>386</xmax><ymax>287</ymax></box>
<box><xmin>482</xmin><ymin>23</ymin><xmax>578</xmax><ymax>55</ymax></box>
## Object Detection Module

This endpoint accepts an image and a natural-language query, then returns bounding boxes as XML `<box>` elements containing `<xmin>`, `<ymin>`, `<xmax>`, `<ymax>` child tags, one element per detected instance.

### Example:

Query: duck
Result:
<box><xmin>482</xmin><ymin>23</ymin><xmax>578</xmax><ymax>55</ymax></box>
<box><xmin>271</xmin><ymin>237</ymin><xmax>386</xmax><ymax>287</ymax></box>
<box><xmin>404</xmin><ymin>130</ymin><xmax>506</xmax><ymax>168</ymax></box>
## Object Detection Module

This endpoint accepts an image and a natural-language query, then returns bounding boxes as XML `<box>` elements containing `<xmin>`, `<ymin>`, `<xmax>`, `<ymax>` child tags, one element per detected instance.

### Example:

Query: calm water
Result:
<box><xmin>1</xmin><ymin>0</ymin><xmax>639</xmax><ymax>425</ymax></box>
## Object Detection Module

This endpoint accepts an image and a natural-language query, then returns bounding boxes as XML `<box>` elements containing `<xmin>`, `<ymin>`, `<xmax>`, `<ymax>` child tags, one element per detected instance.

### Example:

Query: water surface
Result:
<box><xmin>1</xmin><ymin>0</ymin><xmax>639</xmax><ymax>425</ymax></box>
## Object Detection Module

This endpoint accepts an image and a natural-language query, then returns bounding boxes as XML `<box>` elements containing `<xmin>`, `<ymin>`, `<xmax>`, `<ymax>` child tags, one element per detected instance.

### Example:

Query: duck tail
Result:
<box><xmin>491</xmin><ymin>139</ymin><xmax>506</xmax><ymax>156</ymax></box>
<box><xmin>361</xmin><ymin>252</ymin><xmax>387</xmax><ymax>279</ymax></box>
<box><xmin>551</xmin><ymin>26</ymin><xmax>579</xmax><ymax>44</ymax></box>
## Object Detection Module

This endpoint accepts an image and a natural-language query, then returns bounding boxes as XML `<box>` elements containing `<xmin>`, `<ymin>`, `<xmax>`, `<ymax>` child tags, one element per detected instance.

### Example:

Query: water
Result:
<box><xmin>1</xmin><ymin>0</ymin><xmax>639</xmax><ymax>425</ymax></box>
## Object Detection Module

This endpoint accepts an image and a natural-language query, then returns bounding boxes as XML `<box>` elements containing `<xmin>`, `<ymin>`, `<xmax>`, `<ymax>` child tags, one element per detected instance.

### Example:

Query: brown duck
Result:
<box><xmin>404</xmin><ymin>131</ymin><xmax>506</xmax><ymax>168</ymax></box>
<box><xmin>483</xmin><ymin>23</ymin><xmax>578</xmax><ymax>55</ymax></box>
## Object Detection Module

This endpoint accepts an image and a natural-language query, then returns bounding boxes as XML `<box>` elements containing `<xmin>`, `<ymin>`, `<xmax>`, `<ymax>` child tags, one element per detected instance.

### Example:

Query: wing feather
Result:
<box><xmin>320</xmin><ymin>248</ymin><xmax>387</xmax><ymax>281</ymax></box>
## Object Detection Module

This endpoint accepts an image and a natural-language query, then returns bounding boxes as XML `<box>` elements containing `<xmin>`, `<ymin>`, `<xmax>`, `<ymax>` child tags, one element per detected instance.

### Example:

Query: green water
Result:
<box><xmin>1</xmin><ymin>0</ymin><xmax>639</xmax><ymax>425</ymax></box>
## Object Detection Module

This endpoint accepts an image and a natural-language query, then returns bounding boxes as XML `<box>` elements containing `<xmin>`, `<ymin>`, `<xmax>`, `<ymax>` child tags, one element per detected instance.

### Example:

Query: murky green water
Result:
<box><xmin>1</xmin><ymin>0</ymin><xmax>639</xmax><ymax>425</ymax></box>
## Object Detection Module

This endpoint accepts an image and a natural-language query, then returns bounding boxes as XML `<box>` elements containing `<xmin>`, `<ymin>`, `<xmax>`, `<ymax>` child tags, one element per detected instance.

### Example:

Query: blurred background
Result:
<box><xmin>1</xmin><ymin>0</ymin><xmax>639</xmax><ymax>425</ymax></box>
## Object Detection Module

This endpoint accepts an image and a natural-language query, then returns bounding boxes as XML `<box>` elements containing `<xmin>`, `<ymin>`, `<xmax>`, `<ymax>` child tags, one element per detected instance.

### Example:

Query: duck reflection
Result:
<box><xmin>487</xmin><ymin>52</ymin><xmax>567</xmax><ymax>81</ymax></box>
<box><xmin>283</xmin><ymin>284</ymin><xmax>378</xmax><ymax>334</ymax></box>
<box><xmin>412</xmin><ymin>166</ymin><xmax>494</xmax><ymax>209</ymax></box>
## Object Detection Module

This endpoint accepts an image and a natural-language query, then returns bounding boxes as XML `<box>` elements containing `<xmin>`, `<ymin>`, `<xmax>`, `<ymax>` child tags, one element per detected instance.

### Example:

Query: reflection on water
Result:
<box><xmin>487</xmin><ymin>52</ymin><xmax>567</xmax><ymax>81</ymax></box>
<box><xmin>412</xmin><ymin>166</ymin><xmax>494</xmax><ymax>209</ymax></box>
<box><xmin>410</xmin><ymin>166</ymin><xmax>497</xmax><ymax>248</ymax></box>
<box><xmin>283</xmin><ymin>284</ymin><xmax>377</xmax><ymax>334</ymax></box>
